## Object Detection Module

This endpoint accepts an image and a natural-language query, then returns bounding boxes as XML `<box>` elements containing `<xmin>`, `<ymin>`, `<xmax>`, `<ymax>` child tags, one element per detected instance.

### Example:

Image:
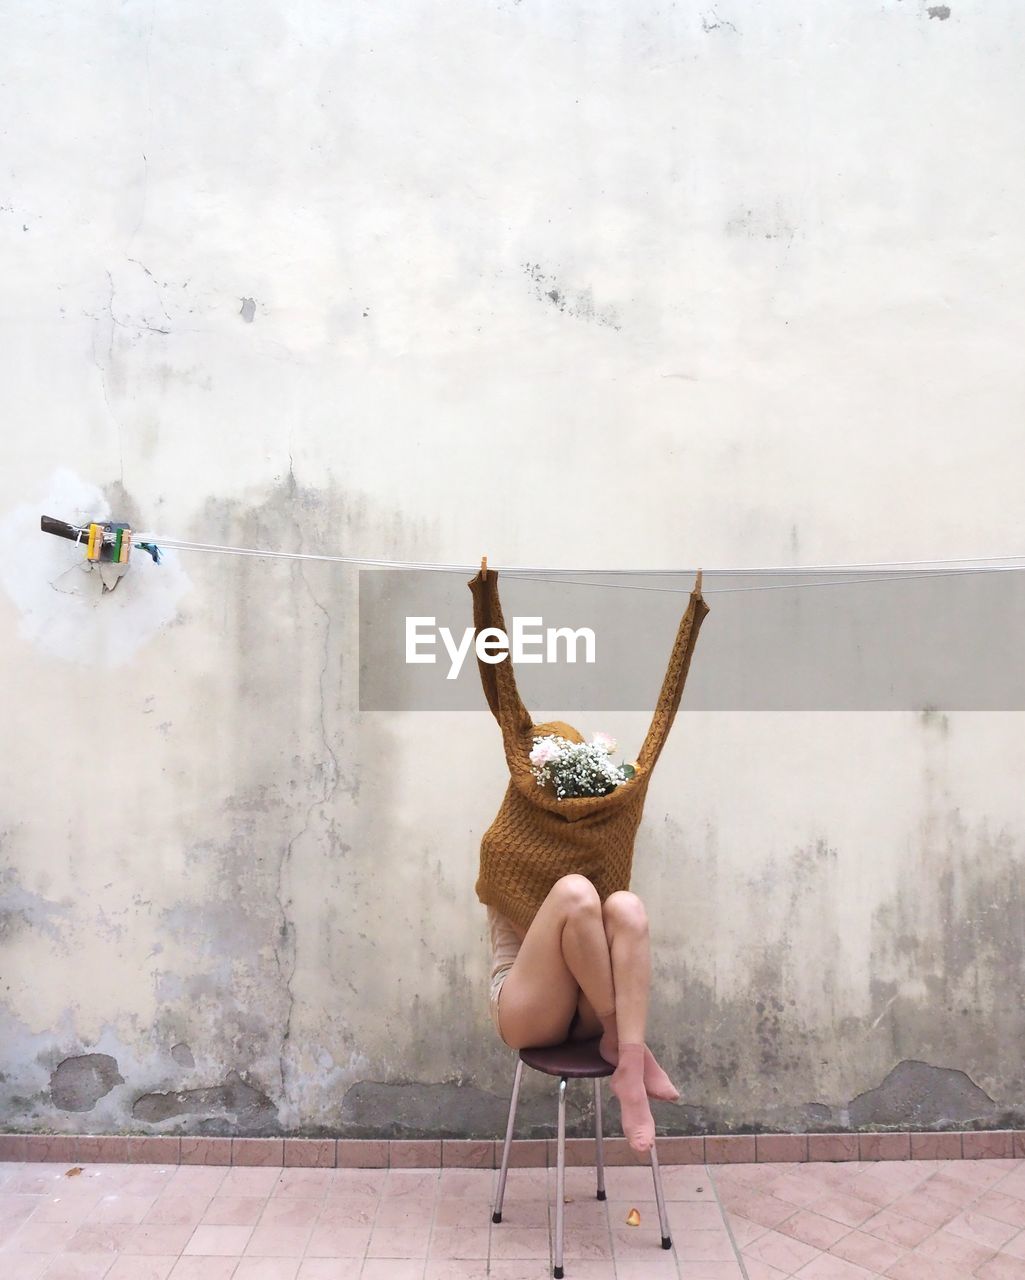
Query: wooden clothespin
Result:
<box><xmin>40</xmin><ymin>515</ymin><xmax>137</xmax><ymax>592</ymax></box>
<box><xmin>481</xmin><ymin>555</ymin><xmax>488</xmax><ymax>580</ymax></box>
<box><xmin>85</xmin><ymin>523</ymin><xmax>103</xmax><ymax>562</ymax></box>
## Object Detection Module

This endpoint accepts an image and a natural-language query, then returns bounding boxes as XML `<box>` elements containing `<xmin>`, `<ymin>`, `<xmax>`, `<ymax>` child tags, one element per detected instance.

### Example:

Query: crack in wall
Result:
<box><xmin>126</xmin><ymin>257</ymin><xmax>173</xmax><ymax>328</ymax></box>
<box><xmin>270</xmin><ymin>487</ymin><xmax>342</xmax><ymax>1120</ymax></box>
<box><xmin>126</xmin><ymin>0</ymin><xmax>156</xmax><ymax>259</ymax></box>
<box><xmin>701</xmin><ymin>10</ymin><xmax>738</xmax><ymax>34</ymax></box>
<box><xmin>91</xmin><ymin>272</ymin><xmax>126</xmax><ymax>486</ymax></box>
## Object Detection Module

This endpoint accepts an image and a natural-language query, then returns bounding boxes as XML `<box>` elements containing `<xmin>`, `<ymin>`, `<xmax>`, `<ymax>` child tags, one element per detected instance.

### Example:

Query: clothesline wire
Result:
<box><xmin>131</xmin><ymin>535</ymin><xmax>1025</xmax><ymax>595</ymax></box>
<box><xmin>498</xmin><ymin>565</ymin><xmax>1025</xmax><ymax>595</ymax></box>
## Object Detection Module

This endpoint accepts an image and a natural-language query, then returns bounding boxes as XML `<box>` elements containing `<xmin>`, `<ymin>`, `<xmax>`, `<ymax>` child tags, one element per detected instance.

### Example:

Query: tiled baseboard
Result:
<box><xmin>1</xmin><ymin>1130</ymin><xmax>1023</xmax><ymax>1167</ymax></box>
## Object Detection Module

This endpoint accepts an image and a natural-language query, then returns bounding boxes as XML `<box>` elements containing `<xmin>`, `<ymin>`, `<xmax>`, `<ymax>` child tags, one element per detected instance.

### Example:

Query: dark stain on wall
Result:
<box><xmin>522</xmin><ymin>263</ymin><xmax>621</xmax><ymax>330</ymax></box>
<box><xmin>919</xmin><ymin>704</ymin><xmax>950</xmax><ymax>735</ymax></box>
<box><xmin>868</xmin><ymin>811</ymin><xmax>1025</xmax><ymax>1113</ymax></box>
<box><xmin>339</xmin><ymin>1077</ymin><xmax>625</xmax><ymax>1141</ymax></box>
<box><xmin>8</xmin><ymin>473</ymin><xmax>1025</xmax><ymax>1140</ymax></box>
<box><xmin>341</xmin><ymin>1080</ymin><xmax>507</xmax><ymax>1139</ymax></box>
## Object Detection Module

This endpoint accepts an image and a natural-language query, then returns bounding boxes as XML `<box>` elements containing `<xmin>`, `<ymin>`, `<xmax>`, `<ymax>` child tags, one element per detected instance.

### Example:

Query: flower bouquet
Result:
<box><xmin>528</xmin><ymin>731</ymin><xmax>637</xmax><ymax>799</ymax></box>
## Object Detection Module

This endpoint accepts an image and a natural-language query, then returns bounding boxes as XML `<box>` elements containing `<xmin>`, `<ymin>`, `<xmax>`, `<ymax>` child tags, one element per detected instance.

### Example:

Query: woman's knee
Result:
<box><xmin>552</xmin><ymin>874</ymin><xmax>602</xmax><ymax>915</ymax></box>
<box><xmin>602</xmin><ymin>890</ymin><xmax>649</xmax><ymax>932</ymax></box>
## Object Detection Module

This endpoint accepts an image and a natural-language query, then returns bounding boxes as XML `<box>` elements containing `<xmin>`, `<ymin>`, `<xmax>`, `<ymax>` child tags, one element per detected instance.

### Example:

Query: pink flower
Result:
<box><xmin>591</xmin><ymin>731</ymin><xmax>617</xmax><ymax>755</ymax></box>
<box><xmin>529</xmin><ymin>738</ymin><xmax>561</xmax><ymax>766</ymax></box>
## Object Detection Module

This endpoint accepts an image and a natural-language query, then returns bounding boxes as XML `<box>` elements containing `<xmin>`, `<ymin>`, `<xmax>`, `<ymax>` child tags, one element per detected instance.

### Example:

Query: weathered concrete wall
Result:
<box><xmin>2</xmin><ymin>1</ymin><xmax>1025</xmax><ymax>1139</ymax></box>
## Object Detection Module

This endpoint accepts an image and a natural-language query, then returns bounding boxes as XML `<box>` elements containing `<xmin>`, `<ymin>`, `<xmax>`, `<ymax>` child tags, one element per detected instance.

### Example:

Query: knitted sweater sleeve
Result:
<box><xmin>468</xmin><ymin>567</ymin><xmax>534</xmax><ymax>761</ymax></box>
<box><xmin>635</xmin><ymin>570</ymin><xmax>710</xmax><ymax>773</ymax></box>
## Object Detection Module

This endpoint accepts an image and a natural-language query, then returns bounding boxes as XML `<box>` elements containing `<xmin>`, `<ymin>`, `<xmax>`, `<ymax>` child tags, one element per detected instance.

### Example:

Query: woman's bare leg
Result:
<box><xmin>496</xmin><ymin>875</ymin><xmax>617</xmax><ymax>1052</ymax></box>
<box><xmin>494</xmin><ymin>878</ymin><xmax>669</xmax><ymax>1151</ymax></box>
<box><xmin>601</xmin><ymin>892</ymin><xmax>650</xmax><ymax>1043</ymax></box>
<box><xmin>591</xmin><ymin>890</ymin><xmax>657</xmax><ymax>1151</ymax></box>
<box><xmin>598</xmin><ymin>893</ymin><xmax>680</xmax><ymax>1102</ymax></box>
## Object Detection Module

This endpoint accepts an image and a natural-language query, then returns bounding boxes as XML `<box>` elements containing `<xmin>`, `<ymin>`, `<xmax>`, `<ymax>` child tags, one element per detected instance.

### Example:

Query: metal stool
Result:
<box><xmin>492</xmin><ymin>1035</ymin><xmax>672</xmax><ymax>1279</ymax></box>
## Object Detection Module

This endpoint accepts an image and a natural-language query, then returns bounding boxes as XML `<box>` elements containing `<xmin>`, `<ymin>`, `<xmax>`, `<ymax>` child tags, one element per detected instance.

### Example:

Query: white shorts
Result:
<box><xmin>489</xmin><ymin>964</ymin><xmax>514</xmax><ymax>1042</ymax></box>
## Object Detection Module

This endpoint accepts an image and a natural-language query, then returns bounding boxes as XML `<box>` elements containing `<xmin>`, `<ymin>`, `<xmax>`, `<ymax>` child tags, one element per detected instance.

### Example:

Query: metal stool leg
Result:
<box><xmin>554</xmin><ymin>1075</ymin><xmax>567</xmax><ymax>1279</ymax></box>
<box><xmin>593</xmin><ymin>1077</ymin><xmax>606</xmax><ymax>1201</ymax></box>
<box><xmin>648</xmin><ymin>1140</ymin><xmax>672</xmax><ymax>1249</ymax></box>
<box><xmin>492</xmin><ymin>1057</ymin><xmax>524</xmax><ymax>1224</ymax></box>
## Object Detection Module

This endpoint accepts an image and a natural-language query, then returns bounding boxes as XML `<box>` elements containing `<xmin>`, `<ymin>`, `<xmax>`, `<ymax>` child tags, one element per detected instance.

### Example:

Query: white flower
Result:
<box><xmin>527</xmin><ymin>733</ymin><xmax>631</xmax><ymax>798</ymax></box>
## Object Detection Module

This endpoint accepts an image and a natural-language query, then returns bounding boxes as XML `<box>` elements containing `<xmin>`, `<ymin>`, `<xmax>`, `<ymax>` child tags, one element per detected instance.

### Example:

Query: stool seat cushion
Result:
<box><xmin>519</xmin><ymin>1036</ymin><xmax>615</xmax><ymax>1078</ymax></box>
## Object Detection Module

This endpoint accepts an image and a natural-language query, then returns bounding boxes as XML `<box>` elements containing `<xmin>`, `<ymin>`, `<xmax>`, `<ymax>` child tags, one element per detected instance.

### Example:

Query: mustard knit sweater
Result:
<box><xmin>470</xmin><ymin>566</ymin><xmax>709</xmax><ymax>933</ymax></box>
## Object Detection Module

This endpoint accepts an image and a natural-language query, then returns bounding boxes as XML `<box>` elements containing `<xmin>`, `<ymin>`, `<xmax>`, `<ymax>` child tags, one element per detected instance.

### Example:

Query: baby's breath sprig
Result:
<box><xmin>528</xmin><ymin>733</ymin><xmax>636</xmax><ymax>799</ymax></box>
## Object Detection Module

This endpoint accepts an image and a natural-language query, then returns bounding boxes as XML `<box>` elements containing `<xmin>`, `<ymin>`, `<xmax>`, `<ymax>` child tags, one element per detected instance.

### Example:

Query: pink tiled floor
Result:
<box><xmin>1</xmin><ymin>1157</ymin><xmax>1024</xmax><ymax>1278</ymax></box>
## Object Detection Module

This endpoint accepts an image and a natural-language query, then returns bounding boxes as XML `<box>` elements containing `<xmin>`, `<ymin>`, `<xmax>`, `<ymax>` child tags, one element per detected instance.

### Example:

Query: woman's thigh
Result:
<box><xmin>496</xmin><ymin>876</ymin><xmax>601</xmax><ymax>1050</ymax></box>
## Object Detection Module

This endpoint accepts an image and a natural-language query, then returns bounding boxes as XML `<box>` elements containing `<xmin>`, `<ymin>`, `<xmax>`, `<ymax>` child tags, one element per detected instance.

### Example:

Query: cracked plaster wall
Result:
<box><xmin>2</xmin><ymin>1</ymin><xmax>1025</xmax><ymax>1138</ymax></box>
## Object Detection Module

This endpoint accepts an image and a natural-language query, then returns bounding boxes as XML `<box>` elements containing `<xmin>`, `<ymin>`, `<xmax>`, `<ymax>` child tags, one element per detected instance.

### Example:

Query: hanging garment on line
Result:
<box><xmin>469</xmin><ymin>565</ymin><xmax>710</xmax><ymax>934</ymax></box>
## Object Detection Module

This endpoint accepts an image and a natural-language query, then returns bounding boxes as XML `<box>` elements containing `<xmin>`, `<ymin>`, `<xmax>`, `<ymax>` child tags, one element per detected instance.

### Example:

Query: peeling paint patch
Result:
<box><xmin>51</xmin><ymin>1054</ymin><xmax>124</xmax><ymax>1111</ymax></box>
<box><xmin>170</xmin><ymin>1043</ymin><xmax>195</xmax><ymax>1068</ymax></box>
<box><xmin>133</xmin><ymin>1068</ymin><xmax>278</xmax><ymax>1131</ymax></box>
<box><xmin>850</xmin><ymin>1059</ymin><xmax>994</xmax><ymax>1127</ymax></box>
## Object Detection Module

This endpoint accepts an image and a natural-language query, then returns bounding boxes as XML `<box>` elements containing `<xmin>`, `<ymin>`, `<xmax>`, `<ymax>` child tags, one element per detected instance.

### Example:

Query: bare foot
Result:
<box><xmin>599</xmin><ymin>1032</ymin><xmax>680</xmax><ymax>1102</ymax></box>
<box><xmin>609</xmin><ymin>1043</ymin><xmax>655</xmax><ymax>1153</ymax></box>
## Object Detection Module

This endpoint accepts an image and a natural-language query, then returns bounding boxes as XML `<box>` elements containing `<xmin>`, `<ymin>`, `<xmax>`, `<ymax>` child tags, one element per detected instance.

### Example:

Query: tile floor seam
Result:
<box><xmin>766</xmin><ymin>1176</ymin><xmax>888</xmax><ymax>1270</ymax></box>
<box><xmin>485</xmin><ymin>1165</ymin><xmax>493</xmax><ymax>1276</ymax></box>
<box><xmin>415</xmin><ymin>1165</ymin><xmax>438</xmax><ymax>1280</ymax></box>
<box><xmin>949</xmin><ymin>1159</ymin><xmax>1025</xmax><ymax>1279</ymax></box>
<box><xmin>488</xmin><ymin>1167</ymin><xmax>501</xmax><ymax>1274</ymax></box>
<box><xmin>860</xmin><ymin>1157</ymin><xmax>1019</xmax><ymax>1278</ymax></box>
<box><xmin>705</xmin><ymin>1162</ymin><xmax>752</xmax><ymax>1280</ymax></box>
<box><xmin>488</xmin><ymin>1164</ymin><xmax>507</xmax><ymax>1276</ymax></box>
<box><xmin>545</xmin><ymin>1166</ymin><xmax>555</xmax><ymax>1275</ymax></box>
<box><xmin>4</xmin><ymin>1159</ymin><xmax>1022</xmax><ymax>1280</ymax></box>
<box><xmin>356</xmin><ymin>1165</ymin><xmax>390</xmax><ymax>1280</ymax></box>
<box><xmin>717</xmin><ymin>1156</ymin><xmax>1025</xmax><ymax>1280</ymax></box>
<box><xmin>572</xmin><ymin>1164</ymin><xmax>618</xmax><ymax>1277</ymax></box>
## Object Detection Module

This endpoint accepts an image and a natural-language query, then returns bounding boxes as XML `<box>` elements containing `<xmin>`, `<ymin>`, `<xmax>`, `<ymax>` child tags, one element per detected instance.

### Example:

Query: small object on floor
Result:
<box><xmin>625</xmin><ymin>1207</ymin><xmax>641</xmax><ymax>1226</ymax></box>
<box><xmin>64</xmin><ymin>1166</ymin><xmax>83</xmax><ymax>1177</ymax></box>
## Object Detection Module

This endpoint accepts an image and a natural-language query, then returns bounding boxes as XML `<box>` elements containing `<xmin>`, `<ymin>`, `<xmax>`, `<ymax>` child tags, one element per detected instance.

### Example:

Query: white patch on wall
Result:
<box><xmin>0</xmin><ymin>469</ymin><xmax>191</xmax><ymax>666</ymax></box>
